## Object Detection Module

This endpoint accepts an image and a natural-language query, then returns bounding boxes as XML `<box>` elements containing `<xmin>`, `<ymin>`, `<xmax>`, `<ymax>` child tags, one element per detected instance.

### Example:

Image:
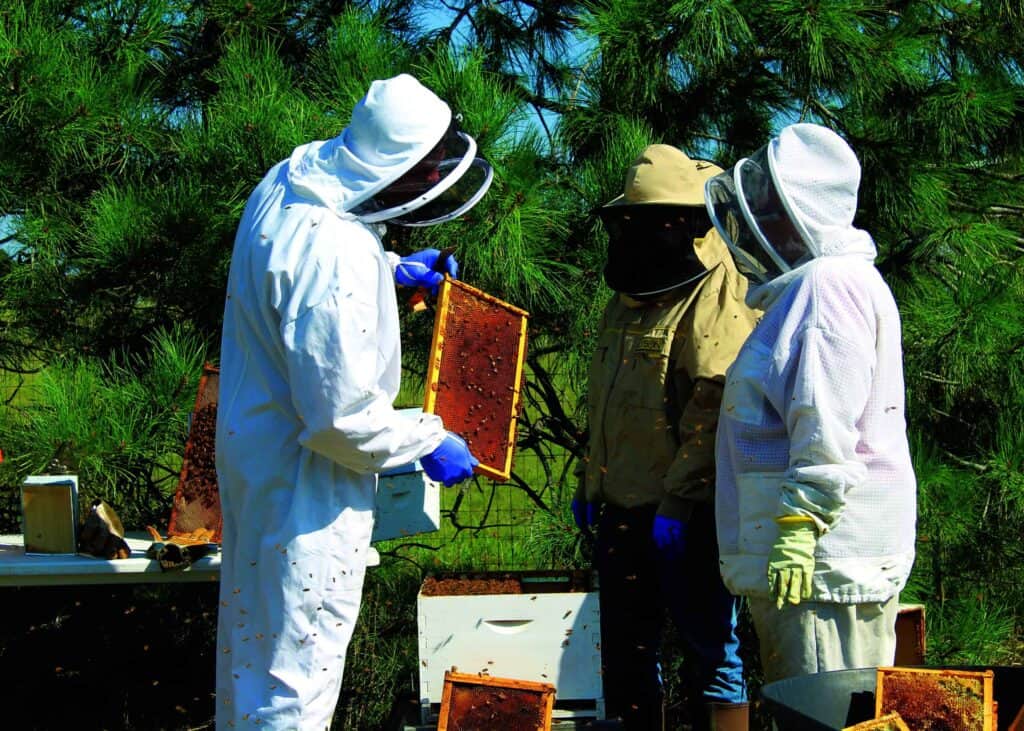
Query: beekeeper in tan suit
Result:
<box><xmin>573</xmin><ymin>144</ymin><xmax>759</xmax><ymax>731</ymax></box>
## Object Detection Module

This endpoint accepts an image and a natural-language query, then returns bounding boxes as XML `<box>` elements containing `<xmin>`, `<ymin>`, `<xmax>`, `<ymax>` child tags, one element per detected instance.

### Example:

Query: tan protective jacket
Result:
<box><xmin>577</xmin><ymin>230</ymin><xmax>759</xmax><ymax>521</ymax></box>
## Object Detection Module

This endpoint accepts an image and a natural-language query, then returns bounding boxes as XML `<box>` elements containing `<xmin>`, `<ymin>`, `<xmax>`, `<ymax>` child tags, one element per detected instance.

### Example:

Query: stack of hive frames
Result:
<box><xmin>424</xmin><ymin>277</ymin><xmax>529</xmax><ymax>482</ymax></box>
<box><xmin>437</xmin><ymin>670</ymin><xmax>554</xmax><ymax>731</ymax></box>
<box><xmin>875</xmin><ymin>666</ymin><xmax>994</xmax><ymax>730</ymax></box>
<box><xmin>168</xmin><ymin>364</ymin><xmax>222</xmax><ymax>542</ymax></box>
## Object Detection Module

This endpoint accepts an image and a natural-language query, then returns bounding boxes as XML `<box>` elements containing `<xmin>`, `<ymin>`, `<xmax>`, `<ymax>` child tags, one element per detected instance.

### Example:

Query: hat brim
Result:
<box><xmin>601</xmin><ymin>194</ymin><xmax>705</xmax><ymax>209</ymax></box>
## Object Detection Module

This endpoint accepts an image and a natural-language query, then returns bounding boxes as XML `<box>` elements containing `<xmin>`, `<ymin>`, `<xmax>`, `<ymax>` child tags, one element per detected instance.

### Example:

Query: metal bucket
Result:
<box><xmin>760</xmin><ymin>666</ymin><xmax>1024</xmax><ymax>730</ymax></box>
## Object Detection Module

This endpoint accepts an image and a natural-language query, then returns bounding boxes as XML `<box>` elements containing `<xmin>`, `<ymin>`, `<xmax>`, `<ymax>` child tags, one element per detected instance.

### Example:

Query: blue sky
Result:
<box><xmin>0</xmin><ymin>215</ymin><xmax>19</xmax><ymax>256</ymax></box>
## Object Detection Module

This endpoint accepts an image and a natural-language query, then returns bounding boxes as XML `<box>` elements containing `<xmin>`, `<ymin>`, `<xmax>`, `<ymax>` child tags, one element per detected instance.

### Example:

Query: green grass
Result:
<box><xmin>0</xmin><ymin>367</ymin><xmax>41</xmax><ymax>407</ymax></box>
<box><xmin>376</xmin><ymin>449</ymin><xmax>583</xmax><ymax>572</ymax></box>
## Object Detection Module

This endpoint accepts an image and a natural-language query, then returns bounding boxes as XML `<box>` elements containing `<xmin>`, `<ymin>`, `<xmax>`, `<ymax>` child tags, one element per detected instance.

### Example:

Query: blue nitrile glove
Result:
<box><xmin>652</xmin><ymin>515</ymin><xmax>689</xmax><ymax>561</ymax></box>
<box><xmin>571</xmin><ymin>499</ymin><xmax>598</xmax><ymax>531</ymax></box>
<box><xmin>395</xmin><ymin>248</ymin><xmax>459</xmax><ymax>293</ymax></box>
<box><xmin>420</xmin><ymin>432</ymin><xmax>478</xmax><ymax>487</ymax></box>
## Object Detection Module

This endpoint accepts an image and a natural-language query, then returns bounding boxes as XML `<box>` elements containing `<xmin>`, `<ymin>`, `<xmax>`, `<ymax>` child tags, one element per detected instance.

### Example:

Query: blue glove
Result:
<box><xmin>421</xmin><ymin>432</ymin><xmax>478</xmax><ymax>487</ymax></box>
<box><xmin>652</xmin><ymin>515</ymin><xmax>688</xmax><ymax>561</ymax></box>
<box><xmin>571</xmin><ymin>499</ymin><xmax>598</xmax><ymax>531</ymax></box>
<box><xmin>395</xmin><ymin>248</ymin><xmax>459</xmax><ymax>293</ymax></box>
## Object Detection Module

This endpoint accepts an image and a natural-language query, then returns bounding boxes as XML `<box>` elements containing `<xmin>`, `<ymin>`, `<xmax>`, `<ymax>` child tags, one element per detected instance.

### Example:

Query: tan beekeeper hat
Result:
<box><xmin>603</xmin><ymin>144</ymin><xmax>723</xmax><ymax>208</ymax></box>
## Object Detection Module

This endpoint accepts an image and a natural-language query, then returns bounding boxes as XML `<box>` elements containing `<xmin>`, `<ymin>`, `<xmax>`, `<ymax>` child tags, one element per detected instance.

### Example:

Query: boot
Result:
<box><xmin>707</xmin><ymin>702</ymin><xmax>749</xmax><ymax>731</ymax></box>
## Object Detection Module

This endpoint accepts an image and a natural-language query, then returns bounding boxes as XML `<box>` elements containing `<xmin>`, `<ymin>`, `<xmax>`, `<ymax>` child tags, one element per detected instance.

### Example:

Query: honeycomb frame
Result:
<box><xmin>875</xmin><ymin>666</ymin><xmax>994</xmax><ymax>731</ymax></box>
<box><xmin>424</xmin><ymin>277</ymin><xmax>529</xmax><ymax>482</ymax></box>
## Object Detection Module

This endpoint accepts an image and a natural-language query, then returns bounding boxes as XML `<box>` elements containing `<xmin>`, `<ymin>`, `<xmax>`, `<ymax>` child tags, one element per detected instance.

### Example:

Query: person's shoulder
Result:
<box><xmin>801</xmin><ymin>255</ymin><xmax>881</xmax><ymax>296</ymax></box>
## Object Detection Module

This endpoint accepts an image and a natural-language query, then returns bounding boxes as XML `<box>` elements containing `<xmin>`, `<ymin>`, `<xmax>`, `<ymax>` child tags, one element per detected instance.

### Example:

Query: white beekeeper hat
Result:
<box><xmin>289</xmin><ymin>74</ymin><xmax>493</xmax><ymax>226</ymax></box>
<box><xmin>703</xmin><ymin>122</ymin><xmax>874</xmax><ymax>283</ymax></box>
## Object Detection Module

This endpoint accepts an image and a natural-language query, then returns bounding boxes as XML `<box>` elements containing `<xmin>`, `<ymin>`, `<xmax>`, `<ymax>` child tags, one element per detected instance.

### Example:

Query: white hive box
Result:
<box><xmin>417</xmin><ymin>570</ymin><xmax>604</xmax><ymax>723</ymax></box>
<box><xmin>372</xmin><ymin>460</ymin><xmax>440</xmax><ymax>543</ymax></box>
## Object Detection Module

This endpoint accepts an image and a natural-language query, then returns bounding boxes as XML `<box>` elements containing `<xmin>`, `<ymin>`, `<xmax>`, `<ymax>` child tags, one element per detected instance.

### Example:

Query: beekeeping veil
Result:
<box><xmin>288</xmin><ymin>74</ymin><xmax>493</xmax><ymax>227</ymax></box>
<box><xmin>599</xmin><ymin>144</ymin><xmax>723</xmax><ymax>296</ymax></box>
<box><xmin>703</xmin><ymin>123</ymin><xmax>873</xmax><ymax>284</ymax></box>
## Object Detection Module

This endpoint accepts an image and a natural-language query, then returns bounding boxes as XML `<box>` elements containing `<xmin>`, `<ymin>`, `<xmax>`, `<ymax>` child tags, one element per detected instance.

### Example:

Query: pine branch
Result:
<box><xmin>505</xmin><ymin>469</ymin><xmax>554</xmax><ymax>514</ymax></box>
<box><xmin>942</xmin><ymin>450</ymin><xmax>989</xmax><ymax>473</ymax></box>
<box><xmin>438</xmin><ymin>0</ymin><xmax>483</xmax><ymax>44</ymax></box>
<box><xmin>920</xmin><ymin>370</ymin><xmax>961</xmax><ymax>385</ymax></box>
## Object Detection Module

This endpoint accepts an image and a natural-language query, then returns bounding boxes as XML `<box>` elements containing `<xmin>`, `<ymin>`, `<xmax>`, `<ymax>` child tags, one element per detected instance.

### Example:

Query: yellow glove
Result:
<box><xmin>767</xmin><ymin>517</ymin><xmax>817</xmax><ymax>609</ymax></box>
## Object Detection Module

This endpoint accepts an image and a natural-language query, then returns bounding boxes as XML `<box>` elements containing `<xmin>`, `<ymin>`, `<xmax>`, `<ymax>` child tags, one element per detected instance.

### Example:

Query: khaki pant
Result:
<box><xmin>748</xmin><ymin>595</ymin><xmax>899</xmax><ymax>683</ymax></box>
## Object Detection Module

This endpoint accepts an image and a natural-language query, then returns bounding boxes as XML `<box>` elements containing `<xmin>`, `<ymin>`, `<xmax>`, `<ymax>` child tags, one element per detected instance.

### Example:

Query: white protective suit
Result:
<box><xmin>713</xmin><ymin>124</ymin><xmax>917</xmax><ymax>605</ymax></box>
<box><xmin>214</xmin><ymin>76</ymin><xmax>456</xmax><ymax>729</ymax></box>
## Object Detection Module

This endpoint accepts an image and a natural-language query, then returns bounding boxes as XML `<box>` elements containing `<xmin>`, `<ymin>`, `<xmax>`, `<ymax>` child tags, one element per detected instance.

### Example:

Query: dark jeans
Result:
<box><xmin>595</xmin><ymin>503</ymin><xmax>746</xmax><ymax>730</ymax></box>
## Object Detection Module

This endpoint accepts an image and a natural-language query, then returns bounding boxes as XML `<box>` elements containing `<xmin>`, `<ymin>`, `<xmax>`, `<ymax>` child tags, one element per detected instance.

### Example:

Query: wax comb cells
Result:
<box><xmin>424</xmin><ymin>277</ymin><xmax>529</xmax><ymax>481</ymax></box>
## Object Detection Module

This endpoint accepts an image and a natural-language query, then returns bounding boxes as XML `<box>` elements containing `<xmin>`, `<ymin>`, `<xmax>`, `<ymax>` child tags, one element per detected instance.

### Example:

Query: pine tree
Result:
<box><xmin>564</xmin><ymin>0</ymin><xmax>1024</xmax><ymax>666</ymax></box>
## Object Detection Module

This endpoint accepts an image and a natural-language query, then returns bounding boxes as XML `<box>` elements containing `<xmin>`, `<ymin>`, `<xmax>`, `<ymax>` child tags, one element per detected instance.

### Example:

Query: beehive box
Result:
<box><xmin>417</xmin><ymin>570</ymin><xmax>604</xmax><ymax>724</ymax></box>
<box><xmin>437</xmin><ymin>671</ymin><xmax>555</xmax><ymax>731</ymax></box>
<box><xmin>876</xmin><ymin>666</ymin><xmax>994</xmax><ymax>730</ymax></box>
<box><xmin>21</xmin><ymin>475</ymin><xmax>79</xmax><ymax>555</ymax></box>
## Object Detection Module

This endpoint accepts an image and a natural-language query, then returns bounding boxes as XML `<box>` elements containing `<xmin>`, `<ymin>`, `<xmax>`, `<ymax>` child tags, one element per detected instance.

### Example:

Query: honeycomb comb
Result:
<box><xmin>167</xmin><ymin>364</ymin><xmax>223</xmax><ymax>543</ymax></box>
<box><xmin>424</xmin><ymin>277</ymin><xmax>529</xmax><ymax>481</ymax></box>
<box><xmin>875</xmin><ymin>666</ymin><xmax>994</xmax><ymax>731</ymax></box>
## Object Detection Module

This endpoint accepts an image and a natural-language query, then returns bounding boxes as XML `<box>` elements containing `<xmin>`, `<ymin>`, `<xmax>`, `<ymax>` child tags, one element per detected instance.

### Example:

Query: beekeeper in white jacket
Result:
<box><xmin>703</xmin><ymin>123</ymin><xmax>917</xmax><ymax>683</ymax></box>
<box><xmin>214</xmin><ymin>74</ymin><xmax>493</xmax><ymax>729</ymax></box>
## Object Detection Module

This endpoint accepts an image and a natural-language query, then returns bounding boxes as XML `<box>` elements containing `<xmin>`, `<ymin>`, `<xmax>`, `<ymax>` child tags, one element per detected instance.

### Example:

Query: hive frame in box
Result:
<box><xmin>875</xmin><ymin>666</ymin><xmax>995</xmax><ymax>730</ymax></box>
<box><xmin>437</xmin><ymin>670</ymin><xmax>554</xmax><ymax>731</ymax></box>
<box><xmin>424</xmin><ymin>276</ymin><xmax>529</xmax><ymax>482</ymax></box>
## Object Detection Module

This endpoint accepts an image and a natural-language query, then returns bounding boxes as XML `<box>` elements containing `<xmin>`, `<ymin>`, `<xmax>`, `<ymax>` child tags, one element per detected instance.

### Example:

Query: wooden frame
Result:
<box><xmin>437</xmin><ymin>670</ymin><xmax>555</xmax><ymax>731</ymax></box>
<box><xmin>842</xmin><ymin>711</ymin><xmax>910</xmax><ymax>731</ymax></box>
<box><xmin>424</xmin><ymin>277</ymin><xmax>529</xmax><ymax>482</ymax></box>
<box><xmin>894</xmin><ymin>603</ymin><xmax>926</xmax><ymax>666</ymax></box>
<box><xmin>1009</xmin><ymin>702</ymin><xmax>1024</xmax><ymax>731</ymax></box>
<box><xmin>875</xmin><ymin>666</ymin><xmax>994</xmax><ymax>731</ymax></box>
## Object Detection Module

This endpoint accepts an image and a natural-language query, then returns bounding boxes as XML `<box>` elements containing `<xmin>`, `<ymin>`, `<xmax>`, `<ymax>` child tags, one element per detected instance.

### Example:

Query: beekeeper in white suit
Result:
<box><xmin>704</xmin><ymin>123</ymin><xmax>917</xmax><ymax>683</ymax></box>
<box><xmin>214</xmin><ymin>74</ymin><xmax>493</xmax><ymax>729</ymax></box>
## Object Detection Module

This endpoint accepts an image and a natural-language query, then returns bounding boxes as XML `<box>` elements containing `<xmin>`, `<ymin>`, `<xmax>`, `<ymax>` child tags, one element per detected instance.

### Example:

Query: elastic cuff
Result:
<box><xmin>657</xmin><ymin>495</ymin><xmax>697</xmax><ymax>522</ymax></box>
<box><xmin>384</xmin><ymin>250</ymin><xmax>400</xmax><ymax>273</ymax></box>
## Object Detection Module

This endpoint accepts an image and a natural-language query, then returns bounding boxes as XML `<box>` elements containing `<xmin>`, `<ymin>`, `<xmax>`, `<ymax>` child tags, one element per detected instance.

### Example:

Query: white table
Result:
<box><xmin>0</xmin><ymin>533</ymin><xmax>381</xmax><ymax>587</ymax></box>
<box><xmin>0</xmin><ymin>532</ymin><xmax>221</xmax><ymax>586</ymax></box>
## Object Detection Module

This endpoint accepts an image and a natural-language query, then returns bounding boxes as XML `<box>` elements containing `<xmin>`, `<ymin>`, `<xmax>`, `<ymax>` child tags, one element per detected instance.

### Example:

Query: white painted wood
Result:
<box><xmin>0</xmin><ymin>533</ymin><xmax>220</xmax><ymax>586</ymax></box>
<box><xmin>372</xmin><ymin>463</ymin><xmax>440</xmax><ymax>543</ymax></box>
<box><xmin>417</xmin><ymin>576</ymin><xmax>604</xmax><ymax>721</ymax></box>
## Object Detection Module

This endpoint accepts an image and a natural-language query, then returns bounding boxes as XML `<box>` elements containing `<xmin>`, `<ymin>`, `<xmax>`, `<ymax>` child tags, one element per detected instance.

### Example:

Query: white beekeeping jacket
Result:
<box><xmin>214</xmin><ymin>74</ymin><xmax>450</xmax><ymax>729</ymax></box>
<box><xmin>714</xmin><ymin>124</ymin><xmax>917</xmax><ymax>605</ymax></box>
